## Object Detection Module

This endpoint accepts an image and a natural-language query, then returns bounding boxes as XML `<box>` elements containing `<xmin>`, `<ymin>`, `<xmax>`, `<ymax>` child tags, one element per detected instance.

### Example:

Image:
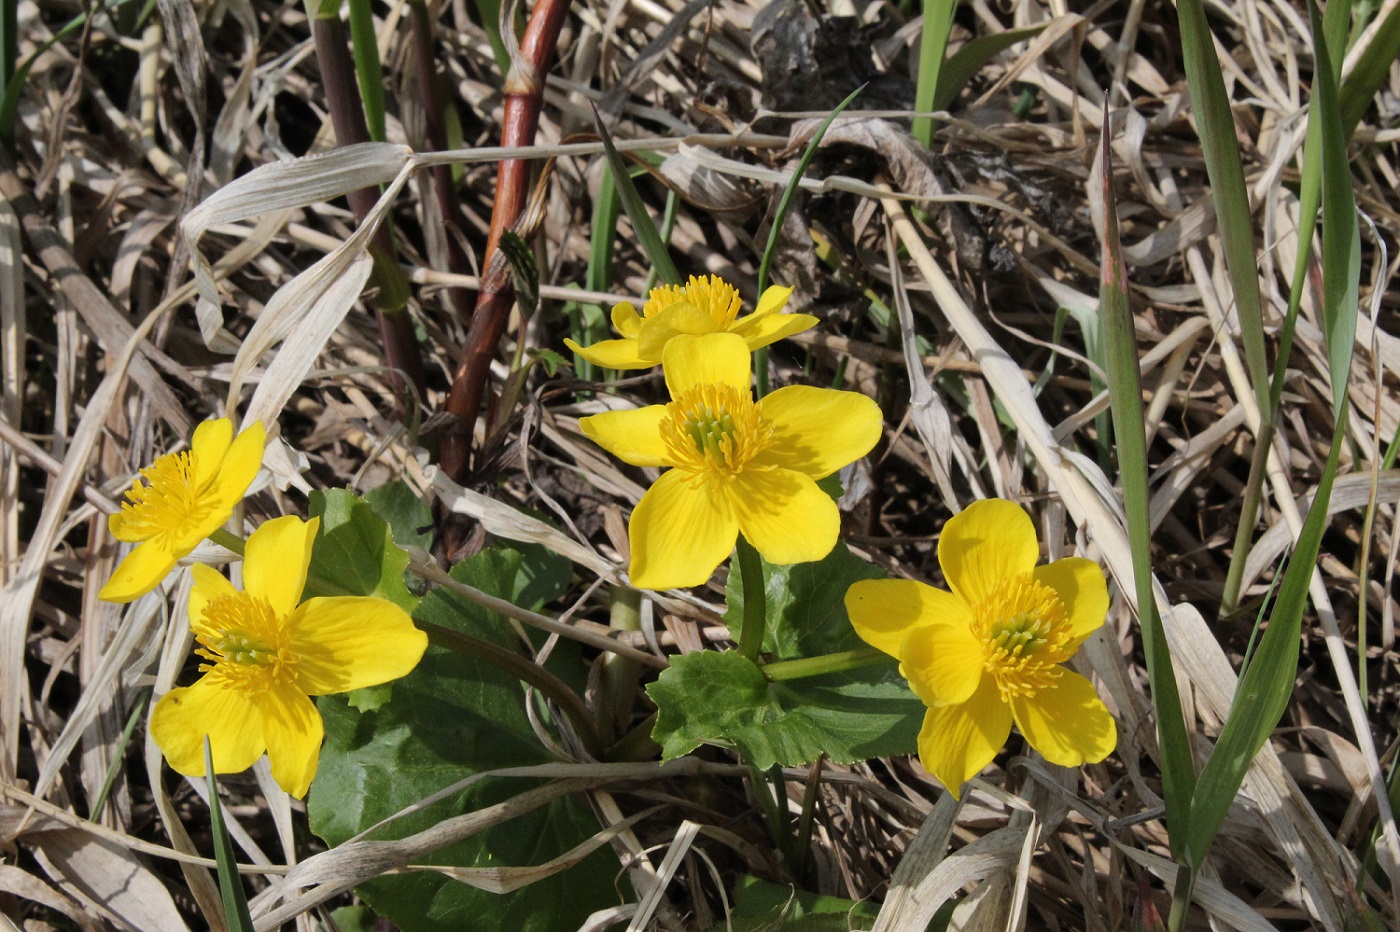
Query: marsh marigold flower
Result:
<box><xmin>580</xmin><ymin>332</ymin><xmax>881</xmax><ymax>589</ymax></box>
<box><xmin>845</xmin><ymin>499</ymin><xmax>1116</xmax><ymax>798</ymax></box>
<box><xmin>564</xmin><ymin>275</ymin><xmax>817</xmax><ymax>370</ymax></box>
<box><xmin>149</xmin><ymin>515</ymin><xmax>427</xmax><ymax>797</ymax></box>
<box><xmin>99</xmin><ymin>418</ymin><xmax>266</xmax><ymax>604</ymax></box>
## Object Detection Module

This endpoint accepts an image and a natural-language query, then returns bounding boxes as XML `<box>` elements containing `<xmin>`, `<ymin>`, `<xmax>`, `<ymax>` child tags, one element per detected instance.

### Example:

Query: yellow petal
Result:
<box><xmin>149</xmin><ymin>676</ymin><xmax>265</xmax><ymax>778</ymax></box>
<box><xmin>611</xmin><ymin>301</ymin><xmax>643</xmax><ymax>338</ymax></box>
<box><xmin>845</xmin><ymin>578</ymin><xmax>972</xmax><ymax>658</ymax></box>
<box><xmin>916</xmin><ymin>676</ymin><xmax>1012</xmax><ymax>799</ymax></box>
<box><xmin>184</xmin><ymin>421</ymin><xmax>266</xmax><ymax>547</ymax></box>
<box><xmin>637</xmin><ymin>303</ymin><xmax>720</xmax><ymax>361</ymax></box>
<box><xmin>751</xmin><ymin>386</ymin><xmax>882</xmax><ymax>478</ymax></box>
<box><xmin>901</xmin><ymin>621</ymin><xmax>987</xmax><ymax>707</ymax></box>
<box><xmin>1010</xmin><ymin>669</ymin><xmax>1117</xmax><ymax>768</ymax></box>
<box><xmin>579</xmin><ymin>406</ymin><xmax>669</xmax><ymax>466</ymax></box>
<box><xmin>661</xmin><ymin>332</ymin><xmax>751</xmax><ymax>397</ymax></box>
<box><xmin>188</xmin><ymin>563</ymin><xmax>237</xmax><ymax>627</ymax></box>
<box><xmin>752</xmin><ymin>284</ymin><xmax>793</xmax><ymax>319</ymax></box>
<box><xmin>98</xmin><ymin>539</ymin><xmax>179</xmax><ymax>604</ymax></box>
<box><xmin>189</xmin><ymin>418</ymin><xmax>234</xmax><ymax>489</ymax></box>
<box><xmin>564</xmin><ymin>337</ymin><xmax>652</xmax><ymax>371</ymax></box>
<box><xmin>243</xmin><ymin>515</ymin><xmax>317</xmax><ymax>617</ymax></box>
<box><xmin>728</xmin><ymin>467</ymin><xmax>838</xmax><ymax>565</ymax></box>
<box><xmin>259</xmin><ymin>682</ymin><xmax>324</xmax><ymax>798</ymax></box>
<box><xmin>729</xmin><ymin>311</ymin><xmax>819</xmax><ymax>350</ymax></box>
<box><xmin>629</xmin><ymin>469</ymin><xmax>737</xmax><ymax>589</ymax></box>
<box><xmin>292</xmin><ymin>597</ymin><xmax>428</xmax><ymax>694</ymax></box>
<box><xmin>1033</xmin><ymin>557</ymin><xmax>1109</xmax><ymax>646</ymax></box>
<box><xmin>938</xmin><ymin>499</ymin><xmax>1040</xmax><ymax>606</ymax></box>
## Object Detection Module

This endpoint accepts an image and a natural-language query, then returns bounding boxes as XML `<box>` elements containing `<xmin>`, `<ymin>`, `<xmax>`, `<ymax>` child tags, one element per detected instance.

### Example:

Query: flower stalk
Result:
<box><xmin>735</xmin><ymin>536</ymin><xmax>767</xmax><ymax>662</ymax></box>
<box><xmin>760</xmin><ymin>647</ymin><xmax>888</xmax><ymax>682</ymax></box>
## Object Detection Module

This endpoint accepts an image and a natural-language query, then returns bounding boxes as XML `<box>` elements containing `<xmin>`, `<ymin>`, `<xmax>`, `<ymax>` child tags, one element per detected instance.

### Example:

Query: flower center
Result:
<box><xmin>970</xmin><ymin>574</ymin><xmax>1073</xmax><ymax>701</ymax></box>
<box><xmin>192</xmin><ymin>591</ymin><xmax>296</xmax><ymax>694</ymax></box>
<box><xmin>642</xmin><ymin>275</ymin><xmax>742</xmax><ymax>328</ymax></box>
<box><xmin>111</xmin><ymin>450</ymin><xmax>214</xmax><ymax>542</ymax></box>
<box><xmin>660</xmin><ymin>383</ymin><xmax>773</xmax><ymax>477</ymax></box>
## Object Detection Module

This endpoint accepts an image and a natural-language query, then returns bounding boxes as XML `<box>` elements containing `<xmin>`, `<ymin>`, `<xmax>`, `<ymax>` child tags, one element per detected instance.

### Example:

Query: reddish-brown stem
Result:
<box><xmin>439</xmin><ymin>0</ymin><xmax>571</xmax><ymax>484</ymax></box>
<box><xmin>407</xmin><ymin>0</ymin><xmax>474</xmax><ymax>325</ymax></box>
<box><xmin>311</xmin><ymin>8</ymin><xmax>427</xmax><ymax>408</ymax></box>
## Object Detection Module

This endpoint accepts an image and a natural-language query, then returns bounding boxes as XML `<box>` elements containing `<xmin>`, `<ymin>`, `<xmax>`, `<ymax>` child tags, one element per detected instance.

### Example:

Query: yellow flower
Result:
<box><xmin>580</xmin><ymin>332</ymin><xmax>881</xmax><ymax>589</ymax></box>
<box><xmin>100</xmin><ymin>418</ymin><xmax>266</xmax><ymax>604</ymax></box>
<box><xmin>564</xmin><ymin>275</ymin><xmax>817</xmax><ymax>370</ymax></box>
<box><xmin>844</xmin><ymin>499</ymin><xmax>1116</xmax><ymax>799</ymax></box>
<box><xmin>149</xmin><ymin>515</ymin><xmax>428</xmax><ymax>797</ymax></box>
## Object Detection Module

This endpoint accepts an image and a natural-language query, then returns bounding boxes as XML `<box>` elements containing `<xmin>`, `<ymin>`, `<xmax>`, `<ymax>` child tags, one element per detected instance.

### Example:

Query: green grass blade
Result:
<box><xmin>934</xmin><ymin>24</ymin><xmax>1045</xmax><ymax>112</ymax></box>
<box><xmin>754</xmin><ymin>85</ymin><xmax>861</xmax><ymax>396</ymax></box>
<box><xmin>475</xmin><ymin>0</ymin><xmax>511</xmax><ymax>76</ymax></box>
<box><xmin>347</xmin><ymin>0</ymin><xmax>387</xmax><ymax>142</ymax></box>
<box><xmin>1309</xmin><ymin>0</ymin><xmax>1360</xmax><ymax>420</ymax></box>
<box><xmin>1339</xmin><ymin>2</ymin><xmax>1398</xmax><ymax>138</ymax></box>
<box><xmin>572</xmin><ymin>162</ymin><xmax>623</xmax><ymax>380</ymax></box>
<box><xmin>1176</xmin><ymin>0</ymin><xmax>1269</xmax><ymax>416</ymax></box>
<box><xmin>203</xmin><ymin>741</ymin><xmax>255</xmax><ymax>932</ymax></box>
<box><xmin>1097</xmin><ymin>121</ymin><xmax>1196</xmax><ymax>863</ymax></box>
<box><xmin>912</xmin><ymin>0</ymin><xmax>956</xmax><ymax>147</ymax></box>
<box><xmin>1187</xmin><ymin>412</ymin><xmax>1346</xmax><ymax>867</ymax></box>
<box><xmin>590</xmin><ymin>104</ymin><xmax>681</xmax><ymax>286</ymax></box>
<box><xmin>1186</xmin><ymin>1</ymin><xmax>1357</xmax><ymax>867</ymax></box>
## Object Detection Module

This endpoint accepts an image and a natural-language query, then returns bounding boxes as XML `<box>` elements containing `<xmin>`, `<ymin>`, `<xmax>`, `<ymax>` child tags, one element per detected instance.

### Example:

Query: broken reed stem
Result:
<box><xmin>408</xmin><ymin>0</ymin><xmax>474</xmax><ymax>325</ymax></box>
<box><xmin>439</xmin><ymin>0</ymin><xmax>571</xmax><ymax>486</ymax></box>
<box><xmin>311</xmin><ymin>5</ymin><xmax>426</xmax><ymax>409</ymax></box>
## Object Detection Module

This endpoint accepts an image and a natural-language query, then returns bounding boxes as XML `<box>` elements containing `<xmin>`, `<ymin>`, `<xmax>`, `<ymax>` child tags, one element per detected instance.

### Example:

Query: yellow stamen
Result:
<box><xmin>642</xmin><ymin>275</ymin><xmax>742</xmax><ymax>328</ymax></box>
<box><xmin>192</xmin><ymin>592</ymin><xmax>296</xmax><ymax>694</ymax></box>
<box><xmin>659</xmin><ymin>383</ymin><xmax>773</xmax><ymax>478</ymax></box>
<box><xmin>970</xmin><ymin>574</ymin><xmax>1073</xmax><ymax>701</ymax></box>
<box><xmin>111</xmin><ymin>450</ymin><xmax>214</xmax><ymax>542</ymax></box>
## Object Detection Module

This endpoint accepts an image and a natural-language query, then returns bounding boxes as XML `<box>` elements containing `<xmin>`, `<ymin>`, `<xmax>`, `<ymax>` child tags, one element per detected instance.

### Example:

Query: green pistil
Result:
<box><xmin>685</xmin><ymin>408</ymin><xmax>737</xmax><ymax>462</ymax></box>
<box><xmin>991</xmin><ymin>613</ymin><xmax>1049</xmax><ymax>657</ymax></box>
<box><xmin>216</xmin><ymin>633</ymin><xmax>275</xmax><ymax>666</ymax></box>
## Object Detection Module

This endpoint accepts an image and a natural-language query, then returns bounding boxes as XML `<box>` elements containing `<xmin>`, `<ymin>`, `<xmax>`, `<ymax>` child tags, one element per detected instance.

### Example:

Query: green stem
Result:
<box><xmin>735</xmin><ymin>536</ymin><xmax>767</xmax><ymax>662</ymax></box>
<box><xmin>415</xmin><ymin>619</ymin><xmax>604</xmax><ymax>758</ymax></box>
<box><xmin>209</xmin><ymin>528</ymin><xmax>245</xmax><ymax>556</ymax></box>
<box><xmin>762</xmin><ymin>647</ymin><xmax>889</xmax><ymax>681</ymax></box>
<box><xmin>597</xmin><ymin>586</ymin><xmax>643</xmax><ymax>742</ymax></box>
<box><xmin>1166</xmin><ymin>863</ymin><xmax>1196</xmax><ymax>932</ymax></box>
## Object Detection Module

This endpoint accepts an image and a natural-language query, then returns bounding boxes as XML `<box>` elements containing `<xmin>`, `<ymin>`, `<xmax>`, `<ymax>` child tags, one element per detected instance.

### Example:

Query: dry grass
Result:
<box><xmin>2</xmin><ymin>0</ymin><xmax>1399</xmax><ymax>929</ymax></box>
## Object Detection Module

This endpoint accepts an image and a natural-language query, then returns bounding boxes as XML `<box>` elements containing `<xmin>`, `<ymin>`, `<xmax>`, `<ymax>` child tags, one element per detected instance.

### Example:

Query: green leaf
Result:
<box><xmin>309</xmin><ymin>544</ymin><xmax>617</xmax><ymax>932</ymax></box>
<box><xmin>1097</xmin><ymin>116</ymin><xmax>1195</xmax><ymax>860</ymax></box>
<box><xmin>934</xmin><ymin>25</ymin><xmax>1046</xmax><ymax>112</ymax></box>
<box><xmin>647</xmin><ymin>650</ymin><xmax>921</xmax><ymax>770</ymax></box>
<box><xmin>1185</xmin><ymin>1</ymin><xmax>1357</xmax><ymax>869</ymax></box>
<box><xmin>308</xmin><ymin>488</ymin><xmax>419</xmax><ymax>611</ymax></box>
<box><xmin>704</xmin><ymin>875</ymin><xmax>883</xmax><ymax>932</ymax></box>
<box><xmin>726</xmin><ymin>541</ymin><xmax>883</xmax><ymax>660</ymax></box>
<box><xmin>528</xmin><ymin>347</ymin><xmax>569</xmax><ymax>378</ymax></box>
<box><xmin>205</xmin><ymin>743</ymin><xmax>255</xmax><ymax>932</ymax></box>
<box><xmin>1339</xmin><ymin>1</ymin><xmax>1397</xmax><ymax>137</ymax></box>
<box><xmin>913</xmin><ymin>0</ymin><xmax>957</xmax><ymax>146</ymax></box>
<box><xmin>590</xmin><ymin>104</ymin><xmax>681</xmax><ymax>285</ymax></box>
<box><xmin>364</xmin><ymin>480</ymin><xmax>435</xmax><ymax>551</ymax></box>
<box><xmin>1177</xmin><ymin>0</ymin><xmax>1269</xmax><ymax>416</ymax></box>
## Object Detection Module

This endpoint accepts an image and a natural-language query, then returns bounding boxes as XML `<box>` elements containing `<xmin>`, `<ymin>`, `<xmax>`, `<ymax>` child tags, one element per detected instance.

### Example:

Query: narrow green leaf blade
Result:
<box><xmin>1338</xmin><ymin>2</ymin><xmax>1394</xmax><ymax>137</ymax></box>
<box><xmin>1177</xmin><ymin>0</ymin><xmax>1269</xmax><ymax>415</ymax></box>
<box><xmin>1308</xmin><ymin>0</ymin><xmax>1360</xmax><ymax>420</ymax></box>
<box><xmin>590</xmin><ymin>104</ymin><xmax>681</xmax><ymax>285</ymax></box>
<box><xmin>1097</xmin><ymin>119</ymin><xmax>1196</xmax><ymax>860</ymax></box>
<box><xmin>912</xmin><ymin>0</ymin><xmax>956</xmax><ymax>146</ymax></box>
<box><xmin>204</xmin><ymin>742</ymin><xmax>255</xmax><ymax>932</ymax></box>
<box><xmin>1187</xmin><ymin>413</ymin><xmax>1346</xmax><ymax>865</ymax></box>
